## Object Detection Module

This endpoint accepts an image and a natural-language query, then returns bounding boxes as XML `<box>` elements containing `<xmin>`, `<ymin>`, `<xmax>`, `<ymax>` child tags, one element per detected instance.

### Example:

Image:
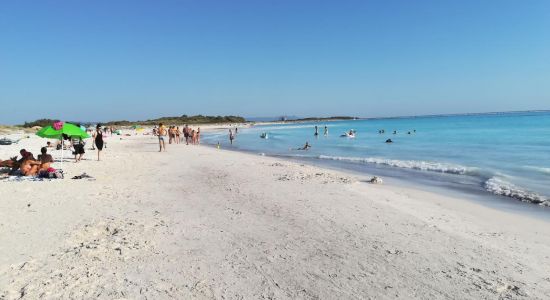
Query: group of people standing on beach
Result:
<box><xmin>155</xmin><ymin>123</ymin><xmax>201</xmax><ymax>152</ymax></box>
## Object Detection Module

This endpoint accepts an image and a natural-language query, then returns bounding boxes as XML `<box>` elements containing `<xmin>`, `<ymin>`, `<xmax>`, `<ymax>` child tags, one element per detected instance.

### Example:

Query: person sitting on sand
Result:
<box><xmin>37</xmin><ymin>147</ymin><xmax>54</xmax><ymax>171</ymax></box>
<box><xmin>46</xmin><ymin>141</ymin><xmax>53</xmax><ymax>148</ymax></box>
<box><xmin>19</xmin><ymin>151</ymin><xmax>41</xmax><ymax>176</ymax></box>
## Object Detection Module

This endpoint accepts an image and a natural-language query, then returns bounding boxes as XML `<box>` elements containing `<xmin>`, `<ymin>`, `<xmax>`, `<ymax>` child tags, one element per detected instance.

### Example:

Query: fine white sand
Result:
<box><xmin>1</xmin><ymin>131</ymin><xmax>549</xmax><ymax>299</ymax></box>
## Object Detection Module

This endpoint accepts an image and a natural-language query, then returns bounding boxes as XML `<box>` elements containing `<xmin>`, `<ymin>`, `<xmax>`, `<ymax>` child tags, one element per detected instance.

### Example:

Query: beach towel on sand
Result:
<box><xmin>0</xmin><ymin>169</ymin><xmax>64</xmax><ymax>181</ymax></box>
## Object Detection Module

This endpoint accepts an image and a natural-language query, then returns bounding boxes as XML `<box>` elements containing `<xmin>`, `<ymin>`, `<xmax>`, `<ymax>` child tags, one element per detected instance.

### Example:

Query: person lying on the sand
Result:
<box><xmin>0</xmin><ymin>157</ymin><xmax>18</xmax><ymax>168</ymax></box>
<box><xmin>37</xmin><ymin>147</ymin><xmax>54</xmax><ymax>171</ymax></box>
<box><xmin>1</xmin><ymin>149</ymin><xmax>29</xmax><ymax>173</ymax></box>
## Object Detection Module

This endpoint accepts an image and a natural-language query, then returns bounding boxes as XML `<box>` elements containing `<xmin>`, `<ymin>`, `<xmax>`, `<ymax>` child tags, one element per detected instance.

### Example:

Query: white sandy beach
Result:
<box><xmin>1</xmin><ymin>130</ymin><xmax>549</xmax><ymax>299</ymax></box>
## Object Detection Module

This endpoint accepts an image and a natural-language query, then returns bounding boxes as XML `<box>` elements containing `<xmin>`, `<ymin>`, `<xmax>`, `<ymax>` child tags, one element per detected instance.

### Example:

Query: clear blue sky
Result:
<box><xmin>1</xmin><ymin>0</ymin><xmax>549</xmax><ymax>124</ymax></box>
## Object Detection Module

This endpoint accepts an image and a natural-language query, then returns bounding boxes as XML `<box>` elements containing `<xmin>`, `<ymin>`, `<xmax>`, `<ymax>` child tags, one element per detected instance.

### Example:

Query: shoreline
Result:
<box><xmin>1</xmin><ymin>132</ymin><xmax>550</xmax><ymax>298</ymax></box>
<box><xmin>200</xmin><ymin>123</ymin><xmax>550</xmax><ymax>215</ymax></box>
<box><xmin>201</xmin><ymin>139</ymin><xmax>550</xmax><ymax>222</ymax></box>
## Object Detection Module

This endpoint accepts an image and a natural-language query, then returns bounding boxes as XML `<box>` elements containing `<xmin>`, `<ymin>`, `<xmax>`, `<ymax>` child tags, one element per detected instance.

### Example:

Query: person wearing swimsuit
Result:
<box><xmin>95</xmin><ymin>125</ymin><xmax>104</xmax><ymax>161</ymax></box>
<box><xmin>229</xmin><ymin>129</ymin><xmax>234</xmax><ymax>145</ymax></box>
<box><xmin>184</xmin><ymin>125</ymin><xmax>190</xmax><ymax>145</ymax></box>
<box><xmin>158</xmin><ymin>123</ymin><xmax>167</xmax><ymax>152</ymax></box>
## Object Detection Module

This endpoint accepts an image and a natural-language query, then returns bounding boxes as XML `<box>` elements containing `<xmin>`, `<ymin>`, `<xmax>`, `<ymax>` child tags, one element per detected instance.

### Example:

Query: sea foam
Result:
<box><xmin>318</xmin><ymin>155</ymin><xmax>475</xmax><ymax>175</ymax></box>
<box><xmin>484</xmin><ymin>177</ymin><xmax>549</xmax><ymax>206</ymax></box>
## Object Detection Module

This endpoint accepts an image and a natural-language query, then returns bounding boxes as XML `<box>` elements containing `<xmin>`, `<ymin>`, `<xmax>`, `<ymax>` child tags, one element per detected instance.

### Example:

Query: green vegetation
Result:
<box><xmin>18</xmin><ymin>115</ymin><xmax>246</xmax><ymax>128</ymax></box>
<box><xmin>21</xmin><ymin>119</ymin><xmax>60</xmax><ymax>128</ymax></box>
<box><xmin>105</xmin><ymin>115</ymin><xmax>246</xmax><ymax>126</ymax></box>
<box><xmin>17</xmin><ymin>115</ymin><xmax>352</xmax><ymax>129</ymax></box>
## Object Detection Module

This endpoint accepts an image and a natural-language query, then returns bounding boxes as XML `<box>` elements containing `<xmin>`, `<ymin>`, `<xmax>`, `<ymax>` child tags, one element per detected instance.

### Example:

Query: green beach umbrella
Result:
<box><xmin>36</xmin><ymin>122</ymin><xmax>90</xmax><ymax>167</ymax></box>
<box><xmin>36</xmin><ymin>122</ymin><xmax>90</xmax><ymax>139</ymax></box>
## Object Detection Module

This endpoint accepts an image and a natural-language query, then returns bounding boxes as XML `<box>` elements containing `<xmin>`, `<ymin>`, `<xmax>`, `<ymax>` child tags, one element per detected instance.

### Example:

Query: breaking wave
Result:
<box><xmin>317</xmin><ymin>155</ymin><xmax>477</xmax><ymax>175</ymax></box>
<box><xmin>522</xmin><ymin>166</ymin><xmax>550</xmax><ymax>176</ymax></box>
<box><xmin>484</xmin><ymin>177</ymin><xmax>549</xmax><ymax>206</ymax></box>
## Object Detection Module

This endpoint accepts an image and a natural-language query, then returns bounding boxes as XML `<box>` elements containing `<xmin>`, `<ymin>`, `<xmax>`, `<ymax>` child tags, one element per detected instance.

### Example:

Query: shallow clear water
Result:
<box><xmin>203</xmin><ymin>111</ymin><xmax>550</xmax><ymax>206</ymax></box>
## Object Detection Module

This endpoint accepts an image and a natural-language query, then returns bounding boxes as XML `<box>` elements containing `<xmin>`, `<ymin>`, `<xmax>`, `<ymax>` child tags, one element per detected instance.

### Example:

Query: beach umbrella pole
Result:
<box><xmin>60</xmin><ymin>137</ymin><xmax>63</xmax><ymax>169</ymax></box>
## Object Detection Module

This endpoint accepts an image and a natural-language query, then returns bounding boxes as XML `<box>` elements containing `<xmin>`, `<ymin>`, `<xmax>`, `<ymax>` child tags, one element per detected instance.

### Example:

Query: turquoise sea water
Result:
<box><xmin>203</xmin><ymin>111</ymin><xmax>550</xmax><ymax>207</ymax></box>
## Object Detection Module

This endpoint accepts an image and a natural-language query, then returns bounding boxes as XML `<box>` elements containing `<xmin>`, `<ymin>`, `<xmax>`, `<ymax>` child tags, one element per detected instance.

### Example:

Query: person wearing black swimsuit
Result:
<box><xmin>95</xmin><ymin>125</ymin><xmax>104</xmax><ymax>161</ymax></box>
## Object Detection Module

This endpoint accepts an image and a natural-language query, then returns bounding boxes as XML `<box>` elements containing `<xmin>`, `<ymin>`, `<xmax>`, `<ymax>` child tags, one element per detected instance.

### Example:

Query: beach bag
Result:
<box><xmin>51</xmin><ymin>170</ymin><xmax>63</xmax><ymax>179</ymax></box>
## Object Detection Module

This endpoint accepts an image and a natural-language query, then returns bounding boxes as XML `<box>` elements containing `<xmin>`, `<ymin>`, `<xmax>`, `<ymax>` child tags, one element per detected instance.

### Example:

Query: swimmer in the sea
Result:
<box><xmin>294</xmin><ymin>142</ymin><xmax>311</xmax><ymax>151</ymax></box>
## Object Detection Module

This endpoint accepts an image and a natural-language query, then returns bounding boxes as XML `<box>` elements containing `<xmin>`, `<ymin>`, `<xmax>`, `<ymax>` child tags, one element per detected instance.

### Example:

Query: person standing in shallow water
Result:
<box><xmin>229</xmin><ymin>129</ymin><xmax>235</xmax><ymax>145</ymax></box>
<box><xmin>95</xmin><ymin>125</ymin><xmax>104</xmax><ymax>161</ymax></box>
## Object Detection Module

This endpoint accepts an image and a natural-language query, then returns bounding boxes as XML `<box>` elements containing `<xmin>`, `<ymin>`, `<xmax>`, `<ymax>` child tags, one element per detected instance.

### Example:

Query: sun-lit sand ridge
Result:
<box><xmin>0</xmin><ymin>128</ymin><xmax>549</xmax><ymax>299</ymax></box>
